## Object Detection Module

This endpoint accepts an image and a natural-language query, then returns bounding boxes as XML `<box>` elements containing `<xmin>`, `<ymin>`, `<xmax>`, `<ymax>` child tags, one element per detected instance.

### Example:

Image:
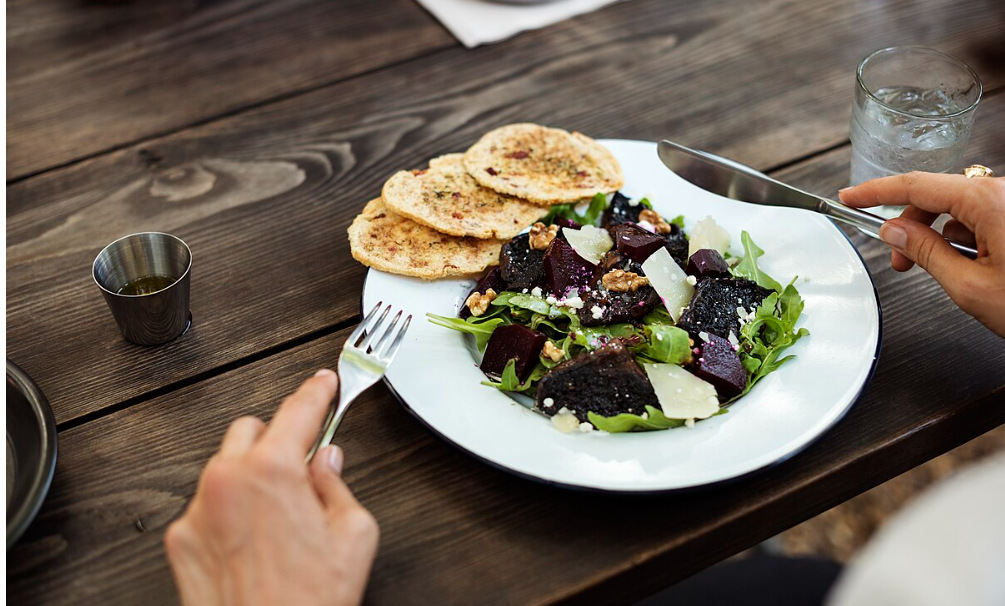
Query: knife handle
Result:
<box><xmin>820</xmin><ymin>199</ymin><xmax>979</xmax><ymax>260</ymax></box>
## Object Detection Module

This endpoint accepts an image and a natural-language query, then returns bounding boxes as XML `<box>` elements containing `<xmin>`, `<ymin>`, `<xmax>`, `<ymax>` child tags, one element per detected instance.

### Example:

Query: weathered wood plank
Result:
<box><xmin>7</xmin><ymin>262</ymin><xmax>1003</xmax><ymax>604</ymax></box>
<box><xmin>7</xmin><ymin>0</ymin><xmax>1004</xmax><ymax>425</ymax></box>
<box><xmin>6</xmin><ymin>0</ymin><xmax>456</xmax><ymax>179</ymax></box>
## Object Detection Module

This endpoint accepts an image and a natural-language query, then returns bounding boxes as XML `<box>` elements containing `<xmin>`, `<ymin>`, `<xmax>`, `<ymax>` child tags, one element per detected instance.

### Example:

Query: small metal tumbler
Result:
<box><xmin>92</xmin><ymin>232</ymin><xmax>192</xmax><ymax>346</ymax></box>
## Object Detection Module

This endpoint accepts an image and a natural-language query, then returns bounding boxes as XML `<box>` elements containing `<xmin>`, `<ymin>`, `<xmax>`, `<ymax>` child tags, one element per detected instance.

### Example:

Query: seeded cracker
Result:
<box><xmin>348</xmin><ymin>198</ymin><xmax>503</xmax><ymax>279</ymax></box>
<box><xmin>462</xmin><ymin>123</ymin><xmax>624</xmax><ymax>204</ymax></box>
<box><xmin>381</xmin><ymin>154</ymin><xmax>546</xmax><ymax>240</ymax></box>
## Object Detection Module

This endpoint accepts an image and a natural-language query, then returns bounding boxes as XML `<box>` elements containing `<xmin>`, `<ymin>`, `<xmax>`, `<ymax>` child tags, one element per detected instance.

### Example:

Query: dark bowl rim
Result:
<box><xmin>6</xmin><ymin>359</ymin><xmax>58</xmax><ymax>550</ymax></box>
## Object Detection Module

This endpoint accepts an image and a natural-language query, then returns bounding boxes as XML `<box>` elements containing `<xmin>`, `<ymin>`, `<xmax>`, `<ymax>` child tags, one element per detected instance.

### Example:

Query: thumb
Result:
<box><xmin>880</xmin><ymin>218</ymin><xmax>972</xmax><ymax>297</ymax></box>
<box><xmin>309</xmin><ymin>445</ymin><xmax>362</xmax><ymax>513</ymax></box>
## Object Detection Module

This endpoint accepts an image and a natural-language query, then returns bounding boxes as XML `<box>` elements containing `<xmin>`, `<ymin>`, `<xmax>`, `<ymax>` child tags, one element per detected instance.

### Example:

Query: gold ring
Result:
<box><xmin>963</xmin><ymin>164</ymin><xmax>994</xmax><ymax>178</ymax></box>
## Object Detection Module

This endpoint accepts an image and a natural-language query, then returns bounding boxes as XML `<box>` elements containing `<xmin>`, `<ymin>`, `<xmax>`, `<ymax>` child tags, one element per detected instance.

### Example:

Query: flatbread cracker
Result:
<box><xmin>463</xmin><ymin>123</ymin><xmax>623</xmax><ymax>204</ymax></box>
<box><xmin>382</xmin><ymin>154</ymin><xmax>546</xmax><ymax>240</ymax></box>
<box><xmin>348</xmin><ymin>198</ymin><xmax>502</xmax><ymax>280</ymax></box>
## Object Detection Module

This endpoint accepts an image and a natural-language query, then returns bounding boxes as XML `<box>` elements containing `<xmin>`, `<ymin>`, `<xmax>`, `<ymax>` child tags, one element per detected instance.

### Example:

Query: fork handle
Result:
<box><xmin>819</xmin><ymin>198</ymin><xmax>978</xmax><ymax>259</ymax></box>
<box><xmin>305</xmin><ymin>381</ymin><xmax>367</xmax><ymax>462</ymax></box>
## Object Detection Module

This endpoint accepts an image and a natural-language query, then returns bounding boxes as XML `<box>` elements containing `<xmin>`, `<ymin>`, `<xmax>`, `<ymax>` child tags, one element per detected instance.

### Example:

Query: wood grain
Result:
<box><xmin>8</xmin><ymin>0</ymin><xmax>1005</xmax><ymax>425</ymax></box>
<box><xmin>7</xmin><ymin>272</ymin><xmax>1003</xmax><ymax>604</ymax></box>
<box><xmin>6</xmin><ymin>0</ymin><xmax>455</xmax><ymax>179</ymax></box>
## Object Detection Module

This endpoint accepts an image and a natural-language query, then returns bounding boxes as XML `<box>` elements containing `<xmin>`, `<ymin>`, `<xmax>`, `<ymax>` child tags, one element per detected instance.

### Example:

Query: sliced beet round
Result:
<box><xmin>480</xmin><ymin>324</ymin><xmax>547</xmax><ymax>382</ymax></box>
<box><xmin>543</xmin><ymin>238</ymin><xmax>598</xmax><ymax>295</ymax></box>
<box><xmin>691</xmin><ymin>334</ymin><xmax>748</xmax><ymax>399</ymax></box>
<box><xmin>460</xmin><ymin>267</ymin><xmax>508</xmax><ymax>318</ymax></box>
<box><xmin>686</xmin><ymin>249</ymin><xmax>731</xmax><ymax>280</ymax></box>
<box><xmin>611</xmin><ymin>223</ymin><xmax>666</xmax><ymax>264</ymax></box>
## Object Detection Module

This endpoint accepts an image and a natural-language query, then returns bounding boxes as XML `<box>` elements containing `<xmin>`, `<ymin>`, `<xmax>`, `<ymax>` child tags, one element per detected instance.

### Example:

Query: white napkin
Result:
<box><xmin>416</xmin><ymin>0</ymin><xmax>622</xmax><ymax>48</ymax></box>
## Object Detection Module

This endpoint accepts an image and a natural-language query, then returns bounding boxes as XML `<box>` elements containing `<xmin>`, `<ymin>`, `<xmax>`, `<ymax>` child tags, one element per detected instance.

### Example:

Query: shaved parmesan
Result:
<box><xmin>688</xmin><ymin>216</ymin><xmax>731</xmax><ymax>258</ymax></box>
<box><xmin>643</xmin><ymin>363</ymin><xmax>720</xmax><ymax>420</ymax></box>
<box><xmin>563</xmin><ymin>225</ymin><xmax>613</xmax><ymax>265</ymax></box>
<box><xmin>640</xmin><ymin>247</ymin><xmax>694</xmax><ymax>321</ymax></box>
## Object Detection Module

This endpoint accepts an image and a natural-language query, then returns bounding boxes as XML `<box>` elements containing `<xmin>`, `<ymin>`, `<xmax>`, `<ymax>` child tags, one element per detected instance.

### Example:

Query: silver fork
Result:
<box><xmin>306</xmin><ymin>302</ymin><xmax>412</xmax><ymax>461</ymax></box>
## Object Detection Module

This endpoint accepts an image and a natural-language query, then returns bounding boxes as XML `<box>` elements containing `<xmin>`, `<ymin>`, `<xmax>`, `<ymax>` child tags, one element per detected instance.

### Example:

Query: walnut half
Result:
<box><xmin>602</xmin><ymin>269</ymin><xmax>650</xmax><ymax>292</ymax></box>
<box><xmin>638</xmin><ymin>209</ymin><xmax>674</xmax><ymax>234</ymax></box>
<box><xmin>529</xmin><ymin>222</ymin><xmax>559</xmax><ymax>250</ymax></box>
<box><xmin>465</xmin><ymin>289</ymin><xmax>497</xmax><ymax>316</ymax></box>
<box><xmin>542</xmin><ymin>340</ymin><xmax>564</xmax><ymax>362</ymax></box>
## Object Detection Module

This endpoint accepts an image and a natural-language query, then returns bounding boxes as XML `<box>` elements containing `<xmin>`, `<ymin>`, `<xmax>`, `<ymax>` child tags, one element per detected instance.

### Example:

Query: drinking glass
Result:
<box><xmin>849</xmin><ymin>46</ymin><xmax>981</xmax><ymax>218</ymax></box>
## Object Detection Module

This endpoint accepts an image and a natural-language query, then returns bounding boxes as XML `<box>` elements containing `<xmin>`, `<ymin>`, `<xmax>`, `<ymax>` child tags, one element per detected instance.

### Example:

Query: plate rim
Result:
<box><xmin>6</xmin><ymin>358</ymin><xmax>59</xmax><ymax>548</ymax></box>
<box><xmin>360</xmin><ymin>139</ymin><xmax>883</xmax><ymax>493</ymax></box>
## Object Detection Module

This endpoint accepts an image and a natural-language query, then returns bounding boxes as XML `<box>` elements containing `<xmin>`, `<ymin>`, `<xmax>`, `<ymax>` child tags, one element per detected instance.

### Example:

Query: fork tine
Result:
<box><xmin>357</xmin><ymin>305</ymin><xmax>391</xmax><ymax>352</ymax></box>
<box><xmin>348</xmin><ymin>301</ymin><xmax>383</xmax><ymax>347</ymax></box>
<box><xmin>380</xmin><ymin>314</ymin><xmax>412</xmax><ymax>361</ymax></box>
<box><xmin>372</xmin><ymin>309</ymin><xmax>403</xmax><ymax>354</ymax></box>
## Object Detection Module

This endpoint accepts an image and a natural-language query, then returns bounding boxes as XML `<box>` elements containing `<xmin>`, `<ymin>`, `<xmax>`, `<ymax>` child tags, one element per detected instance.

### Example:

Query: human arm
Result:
<box><xmin>164</xmin><ymin>369</ymin><xmax>379</xmax><ymax>606</ymax></box>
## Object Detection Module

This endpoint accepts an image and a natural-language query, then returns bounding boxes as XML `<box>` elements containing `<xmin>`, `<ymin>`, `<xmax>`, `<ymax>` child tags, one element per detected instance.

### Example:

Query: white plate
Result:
<box><xmin>361</xmin><ymin>139</ymin><xmax>881</xmax><ymax>492</ymax></box>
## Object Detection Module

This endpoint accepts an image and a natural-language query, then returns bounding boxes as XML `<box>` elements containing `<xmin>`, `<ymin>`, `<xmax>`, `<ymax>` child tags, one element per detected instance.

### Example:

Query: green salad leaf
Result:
<box><xmin>589</xmin><ymin>405</ymin><xmax>727</xmax><ymax>433</ymax></box>
<box><xmin>637</xmin><ymin>324</ymin><xmax>692</xmax><ymax>365</ymax></box>
<box><xmin>426</xmin><ymin>313</ymin><xmax>508</xmax><ymax>352</ymax></box>
<box><xmin>481</xmin><ymin>359</ymin><xmax>547</xmax><ymax>395</ymax></box>
<box><xmin>734</xmin><ymin>279</ymin><xmax>810</xmax><ymax>398</ymax></box>
<box><xmin>732</xmin><ymin>230</ymin><xmax>783</xmax><ymax>292</ymax></box>
<box><xmin>542</xmin><ymin>192</ymin><xmax>608</xmax><ymax>227</ymax></box>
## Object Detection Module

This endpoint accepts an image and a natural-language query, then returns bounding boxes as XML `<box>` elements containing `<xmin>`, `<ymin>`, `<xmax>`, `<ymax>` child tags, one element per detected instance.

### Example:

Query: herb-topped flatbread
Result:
<box><xmin>463</xmin><ymin>124</ymin><xmax>624</xmax><ymax>204</ymax></box>
<box><xmin>381</xmin><ymin>154</ymin><xmax>547</xmax><ymax>240</ymax></box>
<box><xmin>348</xmin><ymin>198</ymin><xmax>502</xmax><ymax>279</ymax></box>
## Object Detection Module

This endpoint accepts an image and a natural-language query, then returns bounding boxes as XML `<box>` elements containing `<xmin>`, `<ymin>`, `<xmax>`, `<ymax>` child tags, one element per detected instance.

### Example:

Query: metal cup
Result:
<box><xmin>92</xmin><ymin>232</ymin><xmax>193</xmax><ymax>346</ymax></box>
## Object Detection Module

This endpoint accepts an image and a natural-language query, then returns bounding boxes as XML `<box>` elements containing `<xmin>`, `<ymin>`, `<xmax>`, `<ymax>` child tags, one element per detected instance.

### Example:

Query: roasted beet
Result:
<box><xmin>611</xmin><ymin>223</ymin><xmax>666</xmax><ymax>264</ymax></box>
<box><xmin>460</xmin><ymin>267</ymin><xmax>508</xmax><ymax>319</ymax></box>
<box><xmin>499</xmin><ymin>233</ymin><xmax>546</xmax><ymax>290</ymax></box>
<box><xmin>691</xmin><ymin>334</ymin><xmax>747</xmax><ymax>399</ymax></box>
<box><xmin>676</xmin><ymin>278</ymin><xmax>773</xmax><ymax>339</ymax></box>
<box><xmin>480</xmin><ymin>324</ymin><xmax>546</xmax><ymax>382</ymax></box>
<box><xmin>686</xmin><ymin>249</ymin><xmax>731</xmax><ymax>280</ymax></box>
<box><xmin>535</xmin><ymin>343</ymin><xmax>656</xmax><ymax>421</ymax></box>
<box><xmin>543</xmin><ymin>238</ymin><xmax>597</xmax><ymax>295</ymax></box>
<box><xmin>598</xmin><ymin>250</ymin><xmax>644</xmax><ymax>275</ymax></box>
<box><xmin>577</xmin><ymin>286</ymin><xmax>661</xmax><ymax>327</ymax></box>
<box><xmin>601</xmin><ymin>192</ymin><xmax>643</xmax><ymax>227</ymax></box>
<box><xmin>552</xmin><ymin>218</ymin><xmax>582</xmax><ymax>230</ymax></box>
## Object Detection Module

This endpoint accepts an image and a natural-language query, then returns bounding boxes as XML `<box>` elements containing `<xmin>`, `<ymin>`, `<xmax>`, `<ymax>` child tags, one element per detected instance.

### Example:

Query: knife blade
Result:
<box><xmin>657</xmin><ymin>140</ymin><xmax>978</xmax><ymax>259</ymax></box>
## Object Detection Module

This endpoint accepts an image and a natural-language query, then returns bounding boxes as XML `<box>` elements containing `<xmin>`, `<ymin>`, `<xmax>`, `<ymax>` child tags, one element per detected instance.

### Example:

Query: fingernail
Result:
<box><xmin>327</xmin><ymin>446</ymin><xmax>344</xmax><ymax>474</ymax></box>
<box><xmin>838</xmin><ymin>187</ymin><xmax>852</xmax><ymax>194</ymax></box>
<box><xmin>880</xmin><ymin>223</ymin><xmax>907</xmax><ymax>250</ymax></box>
<box><xmin>314</xmin><ymin>368</ymin><xmax>336</xmax><ymax>378</ymax></box>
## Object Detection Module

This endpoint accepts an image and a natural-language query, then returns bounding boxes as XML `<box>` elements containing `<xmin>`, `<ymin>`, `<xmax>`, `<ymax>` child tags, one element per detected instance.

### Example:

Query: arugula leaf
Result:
<box><xmin>481</xmin><ymin>359</ymin><xmax>547</xmax><ymax>394</ymax></box>
<box><xmin>669</xmin><ymin>214</ymin><xmax>685</xmax><ymax>229</ymax></box>
<box><xmin>588</xmin><ymin>405</ymin><xmax>685</xmax><ymax>432</ymax></box>
<box><xmin>734</xmin><ymin>278</ymin><xmax>809</xmax><ymax>398</ymax></box>
<box><xmin>731</xmin><ymin>230</ymin><xmax>783</xmax><ymax>292</ymax></box>
<box><xmin>637</xmin><ymin>324</ymin><xmax>693</xmax><ymax>364</ymax></box>
<box><xmin>571</xmin><ymin>324</ymin><xmax>640</xmax><ymax>350</ymax></box>
<box><xmin>542</xmin><ymin>193</ymin><xmax>608</xmax><ymax>227</ymax></box>
<box><xmin>637</xmin><ymin>197</ymin><xmax>654</xmax><ymax>209</ymax></box>
<box><xmin>426</xmin><ymin>313</ymin><xmax>507</xmax><ymax>352</ymax></box>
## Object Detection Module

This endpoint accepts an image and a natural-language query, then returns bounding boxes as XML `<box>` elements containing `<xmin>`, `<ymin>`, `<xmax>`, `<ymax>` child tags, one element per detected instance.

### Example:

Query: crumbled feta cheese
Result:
<box><xmin>628</xmin><ymin>197</ymin><xmax>640</xmax><ymax>207</ymax></box>
<box><xmin>522</xmin><ymin>288</ymin><xmax>528</xmax><ymax>293</ymax></box>
<box><xmin>546</xmin><ymin>295</ymin><xmax>558</xmax><ymax>306</ymax></box>
<box><xmin>542</xmin><ymin>397</ymin><xmax>555</xmax><ymax>408</ymax></box>
<box><xmin>685</xmin><ymin>418</ymin><xmax>695</xmax><ymax>429</ymax></box>
<box><xmin>551</xmin><ymin>407</ymin><xmax>580</xmax><ymax>433</ymax></box>
<box><xmin>531</xmin><ymin>287</ymin><xmax>543</xmax><ymax>298</ymax></box>
<box><xmin>567</xmin><ymin>288</ymin><xmax>579</xmax><ymax>298</ymax></box>
<box><xmin>698</xmin><ymin>331</ymin><xmax>710</xmax><ymax>343</ymax></box>
<box><xmin>590</xmin><ymin>305</ymin><xmax>604</xmax><ymax>320</ymax></box>
<box><xmin>563</xmin><ymin>296</ymin><xmax>584</xmax><ymax>309</ymax></box>
<box><xmin>641</xmin><ymin>412</ymin><xmax>649</xmax><ymax>420</ymax></box>
<box><xmin>727</xmin><ymin>331</ymin><xmax>740</xmax><ymax>348</ymax></box>
<box><xmin>686</xmin><ymin>275</ymin><xmax>697</xmax><ymax>286</ymax></box>
<box><xmin>578</xmin><ymin>422</ymin><xmax>594</xmax><ymax>433</ymax></box>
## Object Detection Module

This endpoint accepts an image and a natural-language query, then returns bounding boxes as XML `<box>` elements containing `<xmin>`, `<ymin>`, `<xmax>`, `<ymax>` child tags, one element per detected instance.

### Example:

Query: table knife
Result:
<box><xmin>657</xmin><ymin>140</ymin><xmax>979</xmax><ymax>259</ymax></box>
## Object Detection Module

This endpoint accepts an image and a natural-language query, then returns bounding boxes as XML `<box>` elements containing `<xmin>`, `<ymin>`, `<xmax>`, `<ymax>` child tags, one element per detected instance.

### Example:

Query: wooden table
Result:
<box><xmin>7</xmin><ymin>0</ymin><xmax>1005</xmax><ymax>603</ymax></box>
